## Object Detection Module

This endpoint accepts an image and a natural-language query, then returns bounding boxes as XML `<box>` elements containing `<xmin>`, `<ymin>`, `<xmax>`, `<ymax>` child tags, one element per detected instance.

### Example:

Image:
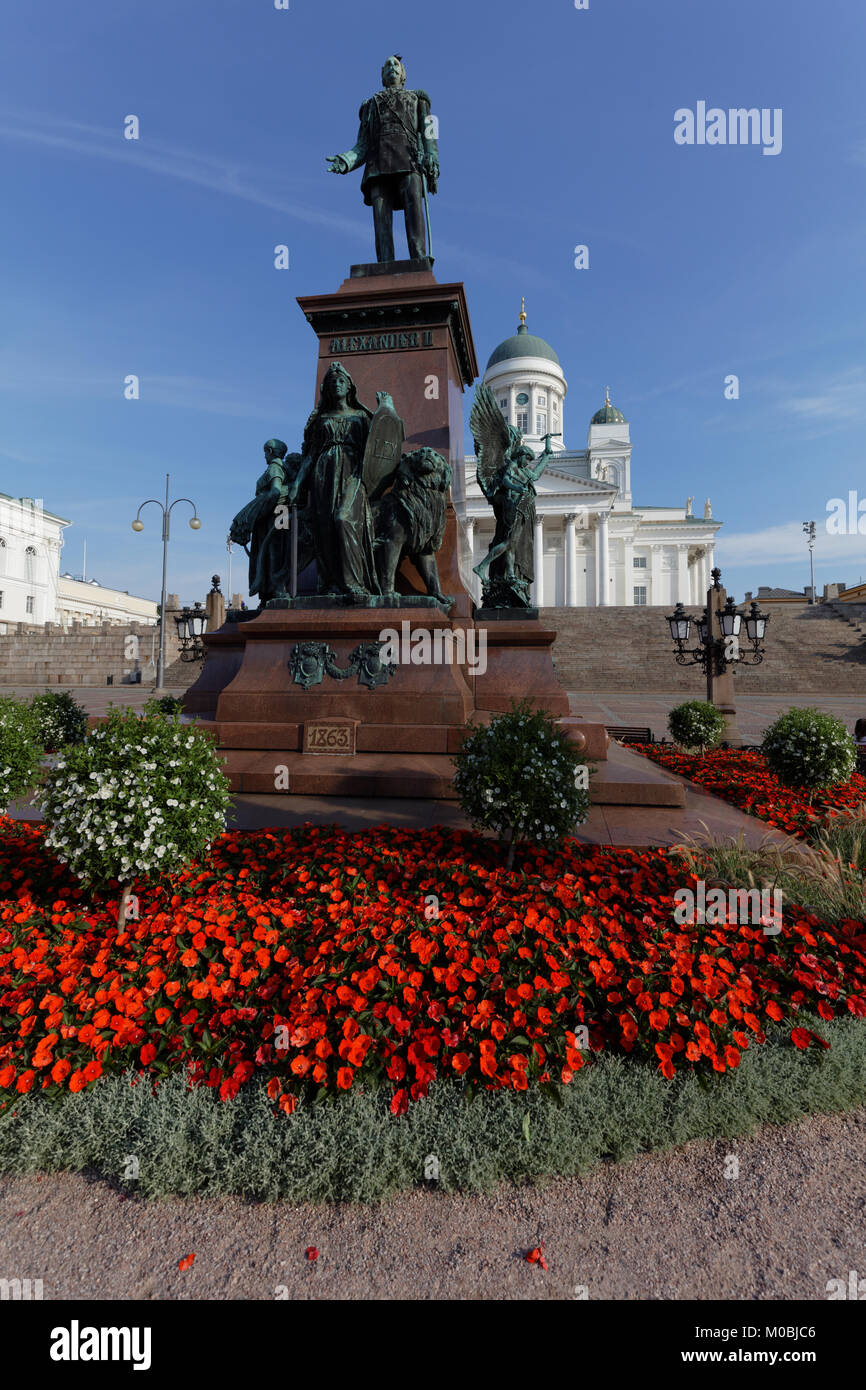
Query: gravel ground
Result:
<box><xmin>1</xmin><ymin>1108</ymin><xmax>864</xmax><ymax>1301</ymax></box>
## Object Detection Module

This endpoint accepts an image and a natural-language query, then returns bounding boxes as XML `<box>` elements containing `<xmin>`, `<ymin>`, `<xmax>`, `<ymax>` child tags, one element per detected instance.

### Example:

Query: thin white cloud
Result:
<box><xmin>717</xmin><ymin>519</ymin><xmax>866</xmax><ymax>567</ymax></box>
<box><xmin>0</xmin><ymin>108</ymin><xmax>367</xmax><ymax>238</ymax></box>
<box><xmin>781</xmin><ymin>368</ymin><xmax>866</xmax><ymax>424</ymax></box>
<box><xmin>0</xmin><ymin>350</ymin><xmax>287</xmax><ymax>419</ymax></box>
<box><xmin>0</xmin><ymin>108</ymin><xmax>555</xmax><ymax>291</ymax></box>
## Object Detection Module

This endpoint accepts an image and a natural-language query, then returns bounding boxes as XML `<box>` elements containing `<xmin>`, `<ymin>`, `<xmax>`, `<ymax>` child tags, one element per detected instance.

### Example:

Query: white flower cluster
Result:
<box><xmin>0</xmin><ymin>698</ymin><xmax>42</xmax><ymax>811</ymax></box>
<box><xmin>453</xmin><ymin>709</ymin><xmax>591</xmax><ymax>846</ymax></box>
<box><xmin>762</xmin><ymin>708</ymin><xmax>856</xmax><ymax>789</ymax></box>
<box><xmin>35</xmin><ymin>711</ymin><xmax>230</xmax><ymax>887</ymax></box>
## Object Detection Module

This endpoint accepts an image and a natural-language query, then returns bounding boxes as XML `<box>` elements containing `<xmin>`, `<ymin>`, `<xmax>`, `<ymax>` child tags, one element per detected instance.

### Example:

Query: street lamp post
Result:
<box><xmin>665</xmin><ymin>568</ymin><xmax>769</xmax><ymax>747</ymax></box>
<box><xmin>131</xmin><ymin>473</ymin><xmax>201</xmax><ymax>691</ymax></box>
<box><xmin>803</xmin><ymin>520</ymin><xmax>817</xmax><ymax>604</ymax></box>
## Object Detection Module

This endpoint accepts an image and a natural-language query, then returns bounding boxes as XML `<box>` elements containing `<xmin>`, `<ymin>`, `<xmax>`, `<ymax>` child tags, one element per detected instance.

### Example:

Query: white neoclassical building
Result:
<box><xmin>0</xmin><ymin>492</ymin><xmax>157</xmax><ymax>631</ymax></box>
<box><xmin>0</xmin><ymin>493</ymin><xmax>69</xmax><ymax>626</ymax></box>
<box><xmin>460</xmin><ymin>305</ymin><xmax>721</xmax><ymax>607</ymax></box>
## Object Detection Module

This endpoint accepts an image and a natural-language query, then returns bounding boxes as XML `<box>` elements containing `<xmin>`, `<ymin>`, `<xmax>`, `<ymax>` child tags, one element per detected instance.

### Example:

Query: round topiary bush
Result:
<box><xmin>761</xmin><ymin>706</ymin><xmax>857</xmax><ymax>791</ymax></box>
<box><xmin>29</xmin><ymin>690</ymin><xmax>88</xmax><ymax>752</ymax></box>
<box><xmin>0</xmin><ymin>697</ymin><xmax>43</xmax><ymax>813</ymax></box>
<box><xmin>667</xmin><ymin>699</ymin><xmax>726</xmax><ymax>752</ymax></box>
<box><xmin>452</xmin><ymin>699</ymin><xmax>591</xmax><ymax>867</ymax></box>
<box><xmin>35</xmin><ymin>705</ymin><xmax>231</xmax><ymax>923</ymax></box>
<box><xmin>153</xmin><ymin>695</ymin><xmax>184</xmax><ymax>718</ymax></box>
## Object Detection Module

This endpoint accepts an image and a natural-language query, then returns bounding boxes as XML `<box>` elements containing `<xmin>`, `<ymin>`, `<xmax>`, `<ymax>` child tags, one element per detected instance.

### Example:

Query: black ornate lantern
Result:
<box><xmin>718</xmin><ymin>595</ymin><xmax>742</xmax><ymax>638</ymax></box>
<box><xmin>663</xmin><ymin>569</ymin><xmax>769</xmax><ymax>676</ymax></box>
<box><xmin>175</xmin><ymin>601</ymin><xmax>208</xmax><ymax>660</ymax></box>
<box><xmin>744</xmin><ymin>600</ymin><xmax>768</xmax><ymax>643</ymax></box>
<box><xmin>667</xmin><ymin>602</ymin><xmax>691</xmax><ymax>644</ymax></box>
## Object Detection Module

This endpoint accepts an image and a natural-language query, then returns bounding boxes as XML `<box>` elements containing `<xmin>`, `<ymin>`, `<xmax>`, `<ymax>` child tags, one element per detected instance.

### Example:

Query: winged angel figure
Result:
<box><xmin>470</xmin><ymin>382</ymin><xmax>554</xmax><ymax>608</ymax></box>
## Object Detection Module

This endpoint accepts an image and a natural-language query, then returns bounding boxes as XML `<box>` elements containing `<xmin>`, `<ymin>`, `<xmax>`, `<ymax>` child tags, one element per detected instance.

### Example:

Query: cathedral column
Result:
<box><xmin>622</xmin><ymin>537</ymin><xmax>634</xmax><ymax>605</ymax></box>
<box><xmin>650</xmin><ymin>544</ymin><xmax>663</xmax><ymax>606</ymax></box>
<box><xmin>508</xmin><ymin>385</ymin><xmax>516</xmax><ymax>427</ymax></box>
<box><xmin>698</xmin><ymin>546</ymin><xmax>709</xmax><ymax>599</ymax></box>
<box><xmin>565</xmin><ymin>514</ymin><xmax>578</xmax><ymax>607</ymax></box>
<box><xmin>677</xmin><ymin>543</ymin><xmax>689</xmax><ymax>604</ymax></box>
<box><xmin>534</xmin><ymin>516</ymin><xmax>544</xmax><ymax>606</ymax></box>
<box><xmin>464</xmin><ymin>517</ymin><xmax>478</xmax><ymax>604</ymax></box>
<box><xmin>597</xmin><ymin>511</ymin><xmax>610</xmax><ymax>607</ymax></box>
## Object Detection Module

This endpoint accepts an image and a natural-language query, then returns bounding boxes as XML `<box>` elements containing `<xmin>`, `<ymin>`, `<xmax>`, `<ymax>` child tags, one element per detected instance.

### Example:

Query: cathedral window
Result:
<box><xmin>517</xmin><ymin>411</ymin><xmax>528</xmax><ymax>432</ymax></box>
<box><xmin>633</xmin><ymin>555</ymin><xmax>648</xmax><ymax>569</ymax></box>
<box><xmin>26</xmin><ymin>595</ymin><xmax>34</xmax><ymax>615</ymax></box>
<box><xmin>633</xmin><ymin>585</ymin><xmax>647</xmax><ymax>606</ymax></box>
<box><xmin>536</xmin><ymin>412</ymin><xmax>547</xmax><ymax>435</ymax></box>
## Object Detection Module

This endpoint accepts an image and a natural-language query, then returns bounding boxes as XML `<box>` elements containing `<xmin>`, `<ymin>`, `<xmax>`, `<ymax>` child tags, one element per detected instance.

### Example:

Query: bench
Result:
<box><xmin>605</xmin><ymin>725</ymin><xmax>655</xmax><ymax>745</ymax></box>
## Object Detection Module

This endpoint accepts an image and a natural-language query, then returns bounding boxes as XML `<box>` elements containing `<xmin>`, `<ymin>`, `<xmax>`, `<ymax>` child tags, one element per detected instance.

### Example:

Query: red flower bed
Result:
<box><xmin>633</xmin><ymin>746</ymin><xmax>866</xmax><ymax>840</ymax></box>
<box><xmin>1</xmin><ymin>818</ymin><xmax>864</xmax><ymax>1111</ymax></box>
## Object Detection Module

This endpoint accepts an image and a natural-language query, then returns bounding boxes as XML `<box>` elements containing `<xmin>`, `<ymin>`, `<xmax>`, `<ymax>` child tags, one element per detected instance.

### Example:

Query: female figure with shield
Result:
<box><xmin>288</xmin><ymin>362</ymin><xmax>379</xmax><ymax>599</ymax></box>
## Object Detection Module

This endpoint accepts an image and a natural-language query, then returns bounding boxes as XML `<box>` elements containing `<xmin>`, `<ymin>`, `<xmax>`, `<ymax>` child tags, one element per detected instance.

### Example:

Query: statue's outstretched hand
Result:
<box><xmin>326</xmin><ymin>155</ymin><xmax>348</xmax><ymax>174</ymax></box>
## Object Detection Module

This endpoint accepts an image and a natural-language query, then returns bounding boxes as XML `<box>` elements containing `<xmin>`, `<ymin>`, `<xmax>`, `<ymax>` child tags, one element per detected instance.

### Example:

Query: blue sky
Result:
<box><xmin>1</xmin><ymin>0</ymin><xmax>864</xmax><ymax>605</ymax></box>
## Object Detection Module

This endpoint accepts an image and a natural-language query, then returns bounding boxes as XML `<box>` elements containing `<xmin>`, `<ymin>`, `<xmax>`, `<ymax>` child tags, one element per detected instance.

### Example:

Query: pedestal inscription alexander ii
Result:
<box><xmin>328</xmin><ymin>330</ymin><xmax>434</xmax><ymax>354</ymax></box>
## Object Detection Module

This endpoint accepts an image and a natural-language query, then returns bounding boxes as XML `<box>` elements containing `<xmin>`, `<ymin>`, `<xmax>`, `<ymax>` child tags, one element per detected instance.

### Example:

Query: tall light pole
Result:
<box><xmin>803</xmin><ymin>520</ymin><xmax>817</xmax><ymax>604</ymax></box>
<box><xmin>666</xmin><ymin>568</ymin><xmax>769</xmax><ymax>748</ymax></box>
<box><xmin>132</xmin><ymin>473</ymin><xmax>201</xmax><ymax>691</ymax></box>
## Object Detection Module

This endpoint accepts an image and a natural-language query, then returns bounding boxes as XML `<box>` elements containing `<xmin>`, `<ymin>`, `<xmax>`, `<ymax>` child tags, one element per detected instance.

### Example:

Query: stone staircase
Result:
<box><xmin>541</xmin><ymin>603</ymin><xmax>866</xmax><ymax>693</ymax></box>
<box><xmin>826</xmin><ymin>600</ymin><xmax>866</xmax><ymax>636</ymax></box>
<box><xmin>0</xmin><ymin>622</ymin><xmax>176</xmax><ymax>687</ymax></box>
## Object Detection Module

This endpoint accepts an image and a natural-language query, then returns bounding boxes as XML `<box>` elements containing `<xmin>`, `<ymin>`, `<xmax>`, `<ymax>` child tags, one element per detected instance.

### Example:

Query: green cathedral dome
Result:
<box><xmin>591</xmin><ymin>388</ymin><xmax>627</xmax><ymax>425</ymax></box>
<box><xmin>485</xmin><ymin>303</ymin><xmax>561</xmax><ymax>372</ymax></box>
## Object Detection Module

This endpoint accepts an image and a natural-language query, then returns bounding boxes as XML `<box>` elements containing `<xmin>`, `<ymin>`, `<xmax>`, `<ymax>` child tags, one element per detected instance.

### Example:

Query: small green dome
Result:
<box><xmin>591</xmin><ymin>388</ymin><xmax>627</xmax><ymax>425</ymax></box>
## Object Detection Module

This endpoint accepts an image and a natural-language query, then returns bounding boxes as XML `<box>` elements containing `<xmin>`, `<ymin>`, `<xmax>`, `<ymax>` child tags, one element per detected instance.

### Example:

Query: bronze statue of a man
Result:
<box><xmin>327</xmin><ymin>54</ymin><xmax>439</xmax><ymax>264</ymax></box>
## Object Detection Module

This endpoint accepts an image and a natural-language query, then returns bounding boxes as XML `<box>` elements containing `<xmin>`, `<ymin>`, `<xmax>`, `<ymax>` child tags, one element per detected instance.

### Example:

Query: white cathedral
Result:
<box><xmin>459</xmin><ymin>304</ymin><xmax>721</xmax><ymax>607</ymax></box>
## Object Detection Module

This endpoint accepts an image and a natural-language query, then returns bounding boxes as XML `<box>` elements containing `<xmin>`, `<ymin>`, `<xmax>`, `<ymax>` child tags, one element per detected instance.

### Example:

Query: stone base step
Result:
<box><xmin>217</xmin><ymin>745</ymin><xmax>682</xmax><ymax>805</ymax></box>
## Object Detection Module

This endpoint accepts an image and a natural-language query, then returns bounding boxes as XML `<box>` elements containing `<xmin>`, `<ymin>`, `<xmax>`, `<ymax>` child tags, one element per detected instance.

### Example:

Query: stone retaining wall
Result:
<box><xmin>0</xmin><ymin>622</ymin><xmax>179</xmax><ymax>686</ymax></box>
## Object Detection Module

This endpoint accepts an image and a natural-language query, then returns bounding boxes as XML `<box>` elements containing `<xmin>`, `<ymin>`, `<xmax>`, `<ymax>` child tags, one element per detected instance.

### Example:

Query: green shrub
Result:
<box><xmin>667</xmin><ymin>699</ymin><xmax>726</xmax><ymax>751</ymax></box>
<box><xmin>153</xmin><ymin>695</ymin><xmax>184</xmax><ymax>717</ymax></box>
<box><xmin>0</xmin><ymin>697</ymin><xmax>43</xmax><ymax>812</ymax></box>
<box><xmin>35</xmin><ymin>706</ymin><xmax>230</xmax><ymax>924</ymax></box>
<box><xmin>762</xmin><ymin>706</ymin><xmax>856</xmax><ymax>791</ymax></box>
<box><xmin>29</xmin><ymin>690</ymin><xmax>88</xmax><ymax>752</ymax></box>
<box><xmin>452</xmin><ymin>699</ymin><xmax>591</xmax><ymax>868</ymax></box>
